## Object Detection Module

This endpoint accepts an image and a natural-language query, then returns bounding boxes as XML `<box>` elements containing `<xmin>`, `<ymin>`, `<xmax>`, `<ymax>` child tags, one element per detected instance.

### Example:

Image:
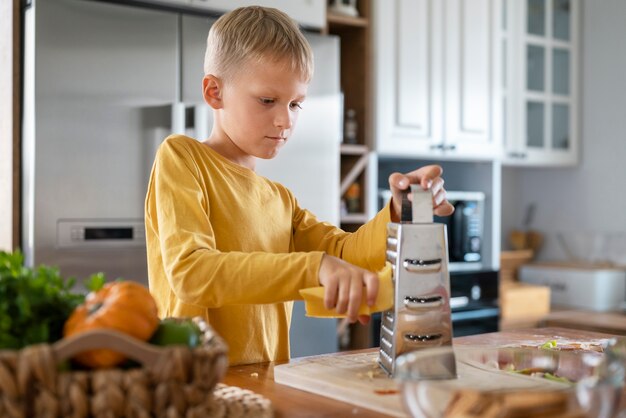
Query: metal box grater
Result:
<box><xmin>378</xmin><ymin>187</ymin><xmax>455</xmax><ymax>376</ymax></box>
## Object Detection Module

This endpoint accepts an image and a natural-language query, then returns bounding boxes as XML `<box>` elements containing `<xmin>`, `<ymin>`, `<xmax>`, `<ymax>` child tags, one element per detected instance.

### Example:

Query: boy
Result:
<box><xmin>145</xmin><ymin>6</ymin><xmax>453</xmax><ymax>365</ymax></box>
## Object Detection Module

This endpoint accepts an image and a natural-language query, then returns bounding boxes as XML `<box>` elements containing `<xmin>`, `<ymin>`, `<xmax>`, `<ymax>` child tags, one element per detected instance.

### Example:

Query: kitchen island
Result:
<box><xmin>222</xmin><ymin>328</ymin><xmax>621</xmax><ymax>418</ymax></box>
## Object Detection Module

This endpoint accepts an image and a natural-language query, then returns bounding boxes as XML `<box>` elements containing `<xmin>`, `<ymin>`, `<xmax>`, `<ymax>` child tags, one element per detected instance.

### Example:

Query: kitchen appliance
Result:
<box><xmin>434</xmin><ymin>191</ymin><xmax>485</xmax><ymax>270</ymax></box>
<box><xmin>22</xmin><ymin>0</ymin><xmax>340</xmax><ymax>357</ymax></box>
<box><xmin>520</xmin><ymin>263</ymin><xmax>626</xmax><ymax>311</ymax></box>
<box><xmin>378</xmin><ymin>187</ymin><xmax>455</xmax><ymax>377</ymax></box>
<box><xmin>379</xmin><ymin>190</ymin><xmax>485</xmax><ymax>272</ymax></box>
<box><xmin>448</xmin><ymin>269</ymin><xmax>499</xmax><ymax>336</ymax></box>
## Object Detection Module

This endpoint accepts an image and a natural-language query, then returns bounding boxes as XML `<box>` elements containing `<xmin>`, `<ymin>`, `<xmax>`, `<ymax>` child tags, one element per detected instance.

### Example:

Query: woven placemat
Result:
<box><xmin>208</xmin><ymin>383</ymin><xmax>274</xmax><ymax>418</ymax></box>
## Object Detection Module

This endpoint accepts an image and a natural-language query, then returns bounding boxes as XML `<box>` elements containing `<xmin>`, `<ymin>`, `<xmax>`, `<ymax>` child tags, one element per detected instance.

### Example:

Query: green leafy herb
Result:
<box><xmin>540</xmin><ymin>340</ymin><xmax>558</xmax><ymax>350</ymax></box>
<box><xmin>543</xmin><ymin>372</ymin><xmax>573</xmax><ymax>385</ymax></box>
<box><xmin>507</xmin><ymin>365</ymin><xmax>574</xmax><ymax>385</ymax></box>
<box><xmin>0</xmin><ymin>250</ymin><xmax>88</xmax><ymax>349</ymax></box>
<box><xmin>84</xmin><ymin>272</ymin><xmax>107</xmax><ymax>293</ymax></box>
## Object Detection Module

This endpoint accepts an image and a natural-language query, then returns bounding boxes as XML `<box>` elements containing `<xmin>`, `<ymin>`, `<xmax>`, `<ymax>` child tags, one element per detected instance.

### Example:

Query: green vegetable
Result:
<box><xmin>540</xmin><ymin>340</ymin><xmax>558</xmax><ymax>350</ymax></box>
<box><xmin>509</xmin><ymin>366</ymin><xmax>574</xmax><ymax>385</ymax></box>
<box><xmin>0</xmin><ymin>250</ymin><xmax>98</xmax><ymax>349</ymax></box>
<box><xmin>84</xmin><ymin>272</ymin><xmax>107</xmax><ymax>293</ymax></box>
<box><xmin>149</xmin><ymin>318</ymin><xmax>202</xmax><ymax>348</ymax></box>
<box><xmin>543</xmin><ymin>372</ymin><xmax>573</xmax><ymax>385</ymax></box>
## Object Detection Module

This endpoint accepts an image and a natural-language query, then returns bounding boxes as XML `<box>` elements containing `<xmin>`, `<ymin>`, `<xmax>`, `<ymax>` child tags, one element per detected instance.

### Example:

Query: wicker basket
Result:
<box><xmin>0</xmin><ymin>317</ymin><xmax>235</xmax><ymax>418</ymax></box>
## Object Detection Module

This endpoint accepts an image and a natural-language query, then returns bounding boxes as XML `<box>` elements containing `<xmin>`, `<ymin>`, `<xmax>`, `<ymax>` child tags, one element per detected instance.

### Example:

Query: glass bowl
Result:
<box><xmin>395</xmin><ymin>342</ymin><xmax>626</xmax><ymax>418</ymax></box>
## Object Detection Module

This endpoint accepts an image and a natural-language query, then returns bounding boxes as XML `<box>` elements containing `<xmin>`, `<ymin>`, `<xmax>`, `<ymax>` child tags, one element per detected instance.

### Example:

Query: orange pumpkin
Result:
<box><xmin>63</xmin><ymin>281</ymin><xmax>160</xmax><ymax>368</ymax></box>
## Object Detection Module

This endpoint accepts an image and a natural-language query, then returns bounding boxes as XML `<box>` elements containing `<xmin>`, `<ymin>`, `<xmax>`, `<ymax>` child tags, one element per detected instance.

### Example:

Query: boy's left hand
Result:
<box><xmin>388</xmin><ymin>165</ymin><xmax>455</xmax><ymax>222</ymax></box>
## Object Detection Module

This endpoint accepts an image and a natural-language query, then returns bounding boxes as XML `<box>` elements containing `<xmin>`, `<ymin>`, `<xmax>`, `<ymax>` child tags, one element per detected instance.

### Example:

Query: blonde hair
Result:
<box><xmin>204</xmin><ymin>6</ymin><xmax>314</xmax><ymax>82</ymax></box>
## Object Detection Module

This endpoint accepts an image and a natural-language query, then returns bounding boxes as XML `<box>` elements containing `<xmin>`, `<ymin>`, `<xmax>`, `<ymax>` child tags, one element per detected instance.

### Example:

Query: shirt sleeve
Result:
<box><xmin>147</xmin><ymin>140</ymin><xmax>324</xmax><ymax>309</ymax></box>
<box><xmin>291</xmin><ymin>199</ymin><xmax>392</xmax><ymax>272</ymax></box>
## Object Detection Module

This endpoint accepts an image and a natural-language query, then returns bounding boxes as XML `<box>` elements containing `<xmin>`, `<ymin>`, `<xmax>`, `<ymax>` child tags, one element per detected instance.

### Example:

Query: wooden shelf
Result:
<box><xmin>329</xmin><ymin>0</ymin><xmax>372</xmax><ymax>231</ymax></box>
<box><xmin>327</xmin><ymin>13</ymin><xmax>369</xmax><ymax>28</ymax></box>
<box><xmin>340</xmin><ymin>153</ymin><xmax>368</xmax><ymax>195</ymax></box>
<box><xmin>340</xmin><ymin>213</ymin><xmax>369</xmax><ymax>224</ymax></box>
<box><xmin>340</xmin><ymin>143</ymin><xmax>369</xmax><ymax>155</ymax></box>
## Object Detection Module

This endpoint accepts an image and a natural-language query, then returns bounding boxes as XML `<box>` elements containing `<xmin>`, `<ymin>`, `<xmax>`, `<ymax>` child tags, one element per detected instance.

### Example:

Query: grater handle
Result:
<box><xmin>400</xmin><ymin>191</ymin><xmax>412</xmax><ymax>223</ymax></box>
<box><xmin>410</xmin><ymin>185</ymin><xmax>434</xmax><ymax>223</ymax></box>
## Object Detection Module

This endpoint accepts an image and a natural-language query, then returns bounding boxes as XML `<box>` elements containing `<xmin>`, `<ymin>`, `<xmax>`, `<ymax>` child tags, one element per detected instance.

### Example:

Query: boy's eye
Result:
<box><xmin>259</xmin><ymin>98</ymin><xmax>275</xmax><ymax>105</ymax></box>
<box><xmin>290</xmin><ymin>102</ymin><xmax>303</xmax><ymax>110</ymax></box>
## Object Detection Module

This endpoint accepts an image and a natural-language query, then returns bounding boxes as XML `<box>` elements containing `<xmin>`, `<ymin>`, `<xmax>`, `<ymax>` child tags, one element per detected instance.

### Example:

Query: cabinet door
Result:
<box><xmin>444</xmin><ymin>0</ymin><xmax>499</xmax><ymax>158</ymax></box>
<box><xmin>375</xmin><ymin>0</ymin><xmax>444</xmax><ymax>156</ymax></box>
<box><xmin>188</xmin><ymin>0</ymin><xmax>326</xmax><ymax>30</ymax></box>
<box><xmin>503</xmin><ymin>0</ymin><xmax>579</xmax><ymax>166</ymax></box>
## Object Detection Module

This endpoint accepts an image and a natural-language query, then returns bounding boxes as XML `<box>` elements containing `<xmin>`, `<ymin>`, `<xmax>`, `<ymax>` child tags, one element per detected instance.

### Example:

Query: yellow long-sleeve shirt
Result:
<box><xmin>145</xmin><ymin>135</ymin><xmax>390</xmax><ymax>365</ymax></box>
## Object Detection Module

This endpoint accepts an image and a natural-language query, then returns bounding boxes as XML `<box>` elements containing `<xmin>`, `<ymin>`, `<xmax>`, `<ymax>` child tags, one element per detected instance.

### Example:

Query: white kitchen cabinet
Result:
<box><xmin>374</xmin><ymin>0</ymin><xmax>442</xmax><ymax>156</ymax></box>
<box><xmin>187</xmin><ymin>0</ymin><xmax>326</xmax><ymax>30</ymax></box>
<box><xmin>502</xmin><ymin>0</ymin><xmax>580</xmax><ymax>166</ymax></box>
<box><xmin>374</xmin><ymin>0</ymin><xmax>501</xmax><ymax>160</ymax></box>
<box><xmin>444</xmin><ymin>0</ymin><xmax>502</xmax><ymax>159</ymax></box>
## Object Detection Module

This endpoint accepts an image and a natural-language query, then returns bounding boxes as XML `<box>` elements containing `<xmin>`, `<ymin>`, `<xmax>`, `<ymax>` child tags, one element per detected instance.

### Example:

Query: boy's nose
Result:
<box><xmin>274</xmin><ymin>107</ymin><xmax>293</xmax><ymax>130</ymax></box>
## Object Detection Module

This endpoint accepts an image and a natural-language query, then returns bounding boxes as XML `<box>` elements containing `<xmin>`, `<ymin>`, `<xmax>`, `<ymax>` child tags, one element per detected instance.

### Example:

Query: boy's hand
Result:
<box><xmin>318</xmin><ymin>254</ymin><xmax>378</xmax><ymax>325</ymax></box>
<box><xmin>388</xmin><ymin>165</ymin><xmax>455</xmax><ymax>222</ymax></box>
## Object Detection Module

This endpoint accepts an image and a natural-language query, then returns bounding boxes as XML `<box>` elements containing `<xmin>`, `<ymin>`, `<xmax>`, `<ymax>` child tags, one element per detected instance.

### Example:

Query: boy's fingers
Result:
<box><xmin>347</xmin><ymin>275</ymin><xmax>363</xmax><ymax>321</ymax></box>
<box><xmin>388</xmin><ymin>172</ymin><xmax>409</xmax><ymax>190</ymax></box>
<box><xmin>431</xmin><ymin>177</ymin><xmax>445</xmax><ymax>195</ymax></box>
<box><xmin>335</xmin><ymin>278</ymin><xmax>349</xmax><ymax>314</ymax></box>
<box><xmin>323</xmin><ymin>281</ymin><xmax>338</xmax><ymax>310</ymax></box>
<box><xmin>358</xmin><ymin>315</ymin><xmax>371</xmax><ymax>325</ymax></box>
<box><xmin>435</xmin><ymin>201</ymin><xmax>455</xmax><ymax>217</ymax></box>
<box><xmin>388</xmin><ymin>166</ymin><xmax>444</xmax><ymax>195</ymax></box>
<box><xmin>364</xmin><ymin>272</ymin><xmax>379</xmax><ymax>306</ymax></box>
<box><xmin>403</xmin><ymin>165</ymin><xmax>443</xmax><ymax>189</ymax></box>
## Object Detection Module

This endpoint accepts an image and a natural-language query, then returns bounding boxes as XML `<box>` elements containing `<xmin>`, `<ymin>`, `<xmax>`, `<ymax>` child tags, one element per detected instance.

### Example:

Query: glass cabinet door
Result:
<box><xmin>524</xmin><ymin>0</ymin><xmax>574</xmax><ymax>156</ymax></box>
<box><xmin>552</xmin><ymin>48</ymin><xmax>570</xmax><ymax>95</ymax></box>
<box><xmin>553</xmin><ymin>0</ymin><xmax>571</xmax><ymax>40</ymax></box>
<box><xmin>527</xmin><ymin>0</ymin><xmax>546</xmax><ymax>36</ymax></box>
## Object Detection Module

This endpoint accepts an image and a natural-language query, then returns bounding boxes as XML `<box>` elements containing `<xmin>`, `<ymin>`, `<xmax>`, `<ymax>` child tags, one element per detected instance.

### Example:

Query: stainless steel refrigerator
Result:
<box><xmin>22</xmin><ymin>0</ymin><xmax>341</xmax><ymax>356</ymax></box>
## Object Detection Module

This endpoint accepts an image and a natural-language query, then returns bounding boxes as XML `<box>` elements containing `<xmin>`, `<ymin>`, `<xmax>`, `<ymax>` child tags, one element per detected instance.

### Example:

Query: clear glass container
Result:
<box><xmin>395</xmin><ymin>342</ymin><xmax>625</xmax><ymax>418</ymax></box>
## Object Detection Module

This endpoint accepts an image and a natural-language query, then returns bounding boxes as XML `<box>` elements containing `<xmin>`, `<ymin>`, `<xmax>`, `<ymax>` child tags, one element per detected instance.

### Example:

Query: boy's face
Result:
<box><xmin>206</xmin><ymin>57</ymin><xmax>309</xmax><ymax>167</ymax></box>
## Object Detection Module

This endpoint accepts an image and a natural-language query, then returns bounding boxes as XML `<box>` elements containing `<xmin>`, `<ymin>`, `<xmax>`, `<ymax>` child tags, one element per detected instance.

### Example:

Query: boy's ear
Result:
<box><xmin>202</xmin><ymin>74</ymin><xmax>223</xmax><ymax>109</ymax></box>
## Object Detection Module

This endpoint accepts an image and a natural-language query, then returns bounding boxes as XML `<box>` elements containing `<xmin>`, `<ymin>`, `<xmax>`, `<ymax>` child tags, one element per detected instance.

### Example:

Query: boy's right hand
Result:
<box><xmin>318</xmin><ymin>254</ymin><xmax>379</xmax><ymax>325</ymax></box>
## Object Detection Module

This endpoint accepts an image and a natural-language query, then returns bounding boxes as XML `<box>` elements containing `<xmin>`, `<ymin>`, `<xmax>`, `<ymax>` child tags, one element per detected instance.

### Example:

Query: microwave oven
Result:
<box><xmin>378</xmin><ymin>189</ymin><xmax>485</xmax><ymax>271</ymax></box>
<box><xmin>434</xmin><ymin>191</ymin><xmax>485</xmax><ymax>270</ymax></box>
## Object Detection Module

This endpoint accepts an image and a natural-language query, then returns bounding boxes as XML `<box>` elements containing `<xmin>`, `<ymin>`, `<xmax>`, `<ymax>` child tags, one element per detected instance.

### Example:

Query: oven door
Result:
<box><xmin>451</xmin><ymin>305</ymin><xmax>500</xmax><ymax>337</ymax></box>
<box><xmin>450</xmin><ymin>269</ymin><xmax>500</xmax><ymax>337</ymax></box>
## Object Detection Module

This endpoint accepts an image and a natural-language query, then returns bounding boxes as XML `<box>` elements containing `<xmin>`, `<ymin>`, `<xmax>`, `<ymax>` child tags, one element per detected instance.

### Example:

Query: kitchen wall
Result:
<box><xmin>501</xmin><ymin>0</ymin><xmax>626</xmax><ymax>261</ymax></box>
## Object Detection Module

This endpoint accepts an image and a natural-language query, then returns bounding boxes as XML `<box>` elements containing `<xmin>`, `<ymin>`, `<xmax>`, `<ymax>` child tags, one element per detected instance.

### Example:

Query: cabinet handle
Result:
<box><xmin>507</xmin><ymin>151</ymin><xmax>527</xmax><ymax>159</ymax></box>
<box><xmin>442</xmin><ymin>144</ymin><xmax>456</xmax><ymax>151</ymax></box>
<box><xmin>430</xmin><ymin>143</ymin><xmax>444</xmax><ymax>150</ymax></box>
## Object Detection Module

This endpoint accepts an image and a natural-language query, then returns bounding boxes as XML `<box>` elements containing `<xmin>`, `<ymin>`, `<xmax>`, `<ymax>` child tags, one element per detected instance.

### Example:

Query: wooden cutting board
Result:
<box><xmin>274</xmin><ymin>351</ymin><xmax>406</xmax><ymax>417</ymax></box>
<box><xmin>273</xmin><ymin>349</ymin><xmax>571</xmax><ymax>417</ymax></box>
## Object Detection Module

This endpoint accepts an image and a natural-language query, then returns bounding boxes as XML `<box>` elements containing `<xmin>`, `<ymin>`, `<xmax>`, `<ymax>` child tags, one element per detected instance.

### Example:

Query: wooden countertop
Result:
<box><xmin>222</xmin><ymin>327</ymin><xmax>621</xmax><ymax>418</ymax></box>
<box><xmin>541</xmin><ymin>309</ymin><xmax>626</xmax><ymax>335</ymax></box>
